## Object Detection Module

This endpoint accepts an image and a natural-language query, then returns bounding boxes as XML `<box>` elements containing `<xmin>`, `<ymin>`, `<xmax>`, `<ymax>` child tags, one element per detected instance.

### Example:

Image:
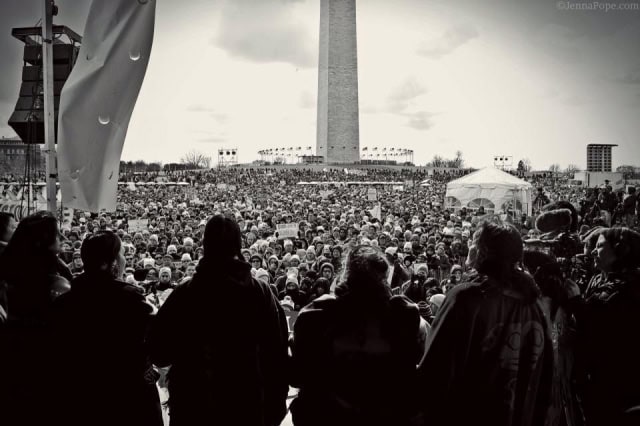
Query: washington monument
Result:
<box><xmin>316</xmin><ymin>0</ymin><xmax>360</xmax><ymax>164</ymax></box>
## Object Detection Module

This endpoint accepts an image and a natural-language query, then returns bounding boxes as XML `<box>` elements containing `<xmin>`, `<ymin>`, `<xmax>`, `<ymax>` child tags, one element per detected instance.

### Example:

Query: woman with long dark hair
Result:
<box><xmin>418</xmin><ymin>222</ymin><xmax>554</xmax><ymax>426</ymax></box>
<box><xmin>567</xmin><ymin>227</ymin><xmax>640</xmax><ymax>426</ymax></box>
<box><xmin>50</xmin><ymin>230</ymin><xmax>162</xmax><ymax>426</ymax></box>
<box><xmin>0</xmin><ymin>211</ymin><xmax>69</xmax><ymax>426</ymax></box>
<box><xmin>290</xmin><ymin>244</ymin><xmax>427</xmax><ymax>426</ymax></box>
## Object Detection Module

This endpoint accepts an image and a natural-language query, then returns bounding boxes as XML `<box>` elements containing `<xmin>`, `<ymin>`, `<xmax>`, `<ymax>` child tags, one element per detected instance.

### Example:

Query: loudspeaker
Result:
<box><xmin>8</xmin><ymin>35</ymin><xmax>79</xmax><ymax>144</ymax></box>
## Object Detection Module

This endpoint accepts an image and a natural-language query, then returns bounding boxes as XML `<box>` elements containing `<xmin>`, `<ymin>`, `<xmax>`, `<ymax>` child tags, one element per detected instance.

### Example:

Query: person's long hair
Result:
<box><xmin>335</xmin><ymin>245</ymin><xmax>391</xmax><ymax>309</ymax></box>
<box><xmin>0</xmin><ymin>211</ymin><xmax>61</xmax><ymax>321</ymax></box>
<box><xmin>473</xmin><ymin>222</ymin><xmax>540</xmax><ymax>302</ymax></box>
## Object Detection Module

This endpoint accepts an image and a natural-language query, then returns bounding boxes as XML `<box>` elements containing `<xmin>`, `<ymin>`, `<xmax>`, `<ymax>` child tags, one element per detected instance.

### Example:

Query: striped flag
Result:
<box><xmin>58</xmin><ymin>0</ymin><xmax>156</xmax><ymax>212</ymax></box>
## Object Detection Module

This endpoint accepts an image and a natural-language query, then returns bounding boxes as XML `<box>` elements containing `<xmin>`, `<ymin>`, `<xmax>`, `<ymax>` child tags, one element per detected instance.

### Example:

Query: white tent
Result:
<box><xmin>445</xmin><ymin>167</ymin><xmax>533</xmax><ymax>215</ymax></box>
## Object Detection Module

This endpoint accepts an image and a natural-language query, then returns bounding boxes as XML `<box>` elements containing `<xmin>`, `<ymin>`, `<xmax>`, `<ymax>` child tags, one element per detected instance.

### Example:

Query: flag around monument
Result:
<box><xmin>57</xmin><ymin>0</ymin><xmax>155</xmax><ymax>212</ymax></box>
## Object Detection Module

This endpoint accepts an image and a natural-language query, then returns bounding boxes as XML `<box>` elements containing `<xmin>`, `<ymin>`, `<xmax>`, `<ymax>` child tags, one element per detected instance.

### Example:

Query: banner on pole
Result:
<box><xmin>58</xmin><ymin>0</ymin><xmax>156</xmax><ymax>212</ymax></box>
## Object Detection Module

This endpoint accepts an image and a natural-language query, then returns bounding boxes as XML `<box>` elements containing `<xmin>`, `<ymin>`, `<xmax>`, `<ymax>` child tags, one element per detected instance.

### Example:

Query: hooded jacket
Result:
<box><xmin>147</xmin><ymin>257</ymin><xmax>289</xmax><ymax>426</ymax></box>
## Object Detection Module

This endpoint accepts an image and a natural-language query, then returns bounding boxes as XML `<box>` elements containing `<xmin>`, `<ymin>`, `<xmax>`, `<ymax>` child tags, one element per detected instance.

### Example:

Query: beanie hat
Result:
<box><xmin>320</xmin><ymin>262</ymin><xmax>334</xmax><ymax>274</ymax></box>
<box><xmin>290</xmin><ymin>255</ymin><xmax>300</xmax><ymax>264</ymax></box>
<box><xmin>143</xmin><ymin>258</ymin><xmax>155</xmax><ymax>268</ymax></box>
<box><xmin>415</xmin><ymin>263</ymin><xmax>429</xmax><ymax>274</ymax></box>
<box><xmin>286</xmin><ymin>273</ymin><xmax>299</xmax><ymax>286</ymax></box>
<box><xmin>181</xmin><ymin>253</ymin><xmax>192</xmax><ymax>262</ymax></box>
<box><xmin>255</xmin><ymin>268</ymin><xmax>270</xmax><ymax>283</ymax></box>
<box><xmin>403</xmin><ymin>242</ymin><xmax>412</xmax><ymax>251</ymax></box>
<box><xmin>183</xmin><ymin>237</ymin><xmax>194</xmax><ymax>246</ymax></box>
<box><xmin>167</xmin><ymin>245</ymin><xmax>177</xmax><ymax>254</ymax></box>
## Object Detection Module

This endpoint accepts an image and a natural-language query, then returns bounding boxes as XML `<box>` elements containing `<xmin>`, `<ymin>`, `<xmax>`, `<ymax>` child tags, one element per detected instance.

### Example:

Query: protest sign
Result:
<box><xmin>367</xmin><ymin>188</ymin><xmax>377</xmax><ymax>201</ymax></box>
<box><xmin>128</xmin><ymin>219</ymin><xmax>148</xmax><ymax>233</ymax></box>
<box><xmin>276</xmin><ymin>223</ymin><xmax>299</xmax><ymax>239</ymax></box>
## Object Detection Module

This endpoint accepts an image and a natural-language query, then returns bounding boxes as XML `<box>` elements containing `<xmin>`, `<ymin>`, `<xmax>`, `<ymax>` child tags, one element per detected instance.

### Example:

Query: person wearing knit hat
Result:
<box><xmin>267</xmin><ymin>255</ymin><xmax>280</xmax><ymax>282</ymax></box>
<box><xmin>241</xmin><ymin>248</ymin><xmax>252</xmax><ymax>263</ymax></box>
<box><xmin>296</xmin><ymin>248</ymin><xmax>307</xmax><ymax>261</ymax></box>
<box><xmin>143</xmin><ymin>257</ymin><xmax>155</xmax><ymax>270</ymax></box>
<box><xmin>279</xmin><ymin>273</ymin><xmax>307</xmax><ymax>311</ymax></box>
<box><xmin>289</xmin><ymin>255</ymin><xmax>301</xmax><ymax>268</ymax></box>
<box><xmin>429</xmin><ymin>294</ymin><xmax>445</xmax><ymax>316</ymax></box>
<box><xmin>254</xmin><ymin>268</ymin><xmax>270</xmax><ymax>285</ymax></box>
<box><xmin>403</xmin><ymin>241</ymin><xmax>413</xmax><ymax>254</ymax></box>
<box><xmin>249</xmin><ymin>254</ymin><xmax>263</xmax><ymax>270</ymax></box>
<box><xmin>320</xmin><ymin>262</ymin><xmax>334</xmax><ymax>282</ymax></box>
<box><xmin>450</xmin><ymin>264</ymin><xmax>463</xmax><ymax>284</ymax></box>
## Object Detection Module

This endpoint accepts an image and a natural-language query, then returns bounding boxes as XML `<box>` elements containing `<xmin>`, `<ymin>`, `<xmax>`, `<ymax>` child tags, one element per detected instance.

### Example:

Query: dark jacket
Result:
<box><xmin>418</xmin><ymin>272</ymin><xmax>554</xmax><ymax>426</ymax></box>
<box><xmin>147</xmin><ymin>257</ymin><xmax>289</xmax><ymax>426</ymax></box>
<box><xmin>49</xmin><ymin>271</ymin><xmax>162</xmax><ymax>426</ymax></box>
<box><xmin>0</xmin><ymin>272</ymin><xmax>62</xmax><ymax>426</ymax></box>
<box><xmin>290</xmin><ymin>294</ymin><xmax>423</xmax><ymax>426</ymax></box>
<box><xmin>570</xmin><ymin>270</ymin><xmax>640</xmax><ymax>426</ymax></box>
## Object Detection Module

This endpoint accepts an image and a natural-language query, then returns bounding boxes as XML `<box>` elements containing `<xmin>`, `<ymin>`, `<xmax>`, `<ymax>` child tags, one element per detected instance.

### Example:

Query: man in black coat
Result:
<box><xmin>49</xmin><ymin>231</ymin><xmax>162</xmax><ymax>426</ymax></box>
<box><xmin>147</xmin><ymin>215</ymin><xmax>289</xmax><ymax>426</ymax></box>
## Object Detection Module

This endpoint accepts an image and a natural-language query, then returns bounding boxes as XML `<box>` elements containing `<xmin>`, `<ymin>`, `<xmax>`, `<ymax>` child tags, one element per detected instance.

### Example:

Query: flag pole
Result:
<box><xmin>42</xmin><ymin>0</ymin><xmax>58</xmax><ymax>213</ymax></box>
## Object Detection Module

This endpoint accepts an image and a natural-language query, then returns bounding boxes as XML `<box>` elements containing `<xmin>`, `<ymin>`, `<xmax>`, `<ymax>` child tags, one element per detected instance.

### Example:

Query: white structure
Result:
<box><xmin>445</xmin><ymin>167</ymin><xmax>533</xmax><ymax>216</ymax></box>
<box><xmin>316</xmin><ymin>0</ymin><xmax>360</xmax><ymax>164</ymax></box>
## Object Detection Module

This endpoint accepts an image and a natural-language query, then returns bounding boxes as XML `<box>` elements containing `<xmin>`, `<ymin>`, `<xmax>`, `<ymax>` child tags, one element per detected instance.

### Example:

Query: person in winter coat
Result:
<box><xmin>290</xmin><ymin>245</ymin><xmax>427</xmax><ymax>426</ymax></box>
<box><xmin>279</xmin><ymin>273</ymin><xmax>308</xmax><ymax>311</ymax></box>
<box><xmin>0</xmin><ymin>211</ymin><xmax>70</xmax><ymax>426</ymax></box>
<box><xmin>147</xmin><ymin>215</ymin><xmax>289</xmax><ymax>426</ymax></box>
<box><xmin>418</xmin><ymin>222</ymin><xmax>554</xmax><ymax>426</ymax></box>
<box><xmin>49</xmin><ymin>231</ymin><xmax>162</xmax><ymax>426</ymax></box>
<box><xmin>567</xmin><ymin>227</ymin><xmax>640</xmax><ymax>426</ymax></box>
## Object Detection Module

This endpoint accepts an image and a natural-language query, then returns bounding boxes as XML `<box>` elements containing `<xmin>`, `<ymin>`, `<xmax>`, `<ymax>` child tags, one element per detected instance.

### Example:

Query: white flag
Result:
<box><xmin>58</xmin><ymin>0</ymin><xmax>155</xmax><ymax>212</ymax></box>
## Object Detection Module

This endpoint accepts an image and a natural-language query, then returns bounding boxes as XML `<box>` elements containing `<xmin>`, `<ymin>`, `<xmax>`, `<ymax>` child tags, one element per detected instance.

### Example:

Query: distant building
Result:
<box><xmin>0</xmin><ymin>136</ymin><xmax>44</xmax><ymax>173</ymax></box>
<box><xmin>587</xmin><ymin>144</ymin><xmax>617</xmax><ymax>172</ymax></box>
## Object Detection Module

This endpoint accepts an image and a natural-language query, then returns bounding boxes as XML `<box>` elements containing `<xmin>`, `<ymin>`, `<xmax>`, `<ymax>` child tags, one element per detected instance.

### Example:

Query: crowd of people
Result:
<box><xmin>0</xmin><ymin>165</ymin><xmax>639</xmax><ymax>426</ymax></box>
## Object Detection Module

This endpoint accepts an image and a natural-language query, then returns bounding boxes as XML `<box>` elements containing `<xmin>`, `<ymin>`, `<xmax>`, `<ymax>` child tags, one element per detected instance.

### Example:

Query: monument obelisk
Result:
<box><xmin>316</xmin><ymin>0</ymin><xmax>360</xmax><ymax>164</ymax></box>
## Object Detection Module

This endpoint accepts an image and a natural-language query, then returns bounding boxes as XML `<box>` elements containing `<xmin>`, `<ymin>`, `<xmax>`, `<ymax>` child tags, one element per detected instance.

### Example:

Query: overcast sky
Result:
<box><xmin>1</xmin><ymin>0</ymin><xmax>639</xmax><ymax>169</ymax></box>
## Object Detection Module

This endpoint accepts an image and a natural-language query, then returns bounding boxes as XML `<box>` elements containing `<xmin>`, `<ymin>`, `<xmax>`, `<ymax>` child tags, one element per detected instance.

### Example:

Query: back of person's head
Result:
<box><xmin>337</xmin><ymin>245</ymin><xmax>391</xmax><ymax>304</ymax></box>
<box><xmin>473</xmin><ymin>222</ymin><xmax>523</xmax><ymax>277</ymax></box>
<box><xmin>202</xmin><ymin>214</ymin><xmax>242</xmax><ymax>261</ymax></box>
<box><xmin>81</xmin><ymin>231</ymin><xmax>122</xmax><ymax>275</ymax></box>
<box><xmin>473</xmin><ymin>222</ymin><xmax>539</xmax><ymax>301</ymax></box>
<box><xmin>1</xmin><ymin>211</ymin><xmax>60</xmax><ymax>280</ymax></box>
